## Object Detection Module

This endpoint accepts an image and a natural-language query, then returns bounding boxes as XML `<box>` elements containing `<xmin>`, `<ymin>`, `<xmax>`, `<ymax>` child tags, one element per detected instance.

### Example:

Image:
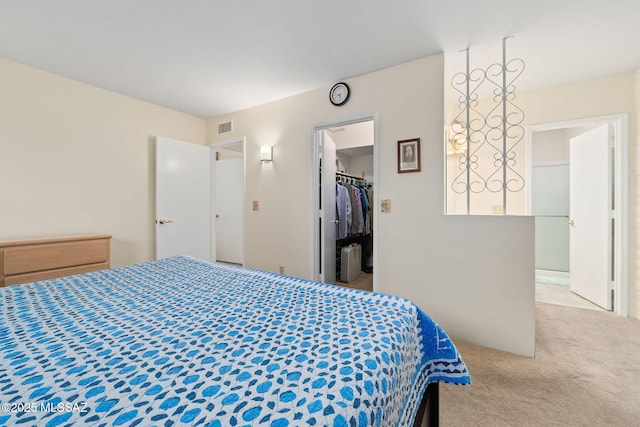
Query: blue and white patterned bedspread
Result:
<box><xmin>0</xmin><ymin>255</ymin><xmax>469</xmax><ymax>426</ymax></box>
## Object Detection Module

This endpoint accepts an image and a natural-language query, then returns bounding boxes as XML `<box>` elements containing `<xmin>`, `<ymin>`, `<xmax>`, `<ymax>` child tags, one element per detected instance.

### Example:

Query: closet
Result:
<box><xmin>330</xmin><ymin>120</ymin><xmax>374</xmax><ymax>287</ymax></box>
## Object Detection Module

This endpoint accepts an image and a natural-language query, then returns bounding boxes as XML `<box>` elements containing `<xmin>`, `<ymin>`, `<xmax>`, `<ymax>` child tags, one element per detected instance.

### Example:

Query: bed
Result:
<box><xmin>0</xmin><ymin>240</ymin><xmax>469</xmax><ymax>426</ymax></box>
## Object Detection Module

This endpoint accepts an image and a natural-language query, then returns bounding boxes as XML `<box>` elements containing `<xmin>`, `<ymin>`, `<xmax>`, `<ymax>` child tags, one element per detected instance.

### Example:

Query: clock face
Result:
<box><xmin>330</xmin><ymin>82</ymin><xmax>350</xmax><ymax>106</ymax></box>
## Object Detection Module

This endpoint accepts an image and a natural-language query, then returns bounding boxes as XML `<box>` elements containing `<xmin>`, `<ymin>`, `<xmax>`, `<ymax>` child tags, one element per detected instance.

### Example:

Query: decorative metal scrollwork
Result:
<box><xmin>449</xmin><ymin>37</ymin><xmax>525</xmax><ymax>214</ymax></box>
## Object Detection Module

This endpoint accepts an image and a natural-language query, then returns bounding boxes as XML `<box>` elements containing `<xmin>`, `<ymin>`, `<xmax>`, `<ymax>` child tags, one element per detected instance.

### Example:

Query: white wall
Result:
<box><xmin>336</xmin><ymin>152</ymin><xmax>351</xmax><ymax>174</ymax></box>
<box><xmin>0</xmin><ymin>59</ymin><xmax>206</xmax><ymax>267</ymax></box>
<box><xmin>348</xmin><ymin>154</ymin><xmax>374</xmax><ymax>182</ymax></box>
<box><xmin>532</xmin><ymin>129</ymin><xmax>570</xmax><ymax>164</ymax></box>
<box><xmin>207</xmin><ymin>54</ymin><xmax>535</xmax><ymax>356</ymax></box>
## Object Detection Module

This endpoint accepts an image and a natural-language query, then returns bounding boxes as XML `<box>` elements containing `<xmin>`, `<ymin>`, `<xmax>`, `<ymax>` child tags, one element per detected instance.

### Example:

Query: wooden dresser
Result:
<box><xmin>0</xmin><ymin>234</ymin><xmax>111</xmax><ymax>287</ymax></box>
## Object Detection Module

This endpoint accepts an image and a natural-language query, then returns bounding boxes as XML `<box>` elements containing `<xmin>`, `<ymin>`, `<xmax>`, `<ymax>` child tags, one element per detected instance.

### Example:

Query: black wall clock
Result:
<box><xmin>329</xmin><ymin>82</ymin><xmax>350</xmax><ymax>106</ymax></box>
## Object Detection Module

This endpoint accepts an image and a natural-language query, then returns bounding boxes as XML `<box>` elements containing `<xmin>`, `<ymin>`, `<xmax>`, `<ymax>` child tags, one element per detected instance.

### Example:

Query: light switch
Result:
<box><xmin>252</xmin><ymin>201</ymin><xmax>259</xmax><ymax>211</ymax></box>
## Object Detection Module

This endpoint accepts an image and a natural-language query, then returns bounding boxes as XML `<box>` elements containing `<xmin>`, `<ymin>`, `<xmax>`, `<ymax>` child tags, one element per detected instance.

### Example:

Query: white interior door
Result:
<box><xmin>156</xmin><ymin>137</ymin><xmax>213</xmax><ymax>260</ymax></box>
<box><xmin>569</xmin><ymin>124</ymin><xmax>611</xmax><ymax>309</ymax></box>
<box><xmin>320</xmin><ymin>131</ymin><xmax>337</xmax><ymax>284</ymax></box>
<box><xmin>215</xmin><ymin>157</ymin><xmax>244</xmax><ymax>264</ymax></box>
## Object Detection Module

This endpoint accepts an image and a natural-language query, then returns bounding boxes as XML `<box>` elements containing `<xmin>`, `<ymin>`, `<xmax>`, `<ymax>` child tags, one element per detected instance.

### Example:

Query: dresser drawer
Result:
<box><xmin>4</xmin><ymin>262</ymin><xmax>110</xmax><ymax>286</ymax></box>
<box><xmin>0</xmin><ymin>235</ymin><xmax>111</xmax><ymax>287</ymax></box>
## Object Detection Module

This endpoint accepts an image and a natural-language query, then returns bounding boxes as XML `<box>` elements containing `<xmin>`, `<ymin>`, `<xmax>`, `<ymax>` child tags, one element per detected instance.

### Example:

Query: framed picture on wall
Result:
<box><xmin>397</xmin><ymin>138</ymin><xmax>421</xmax><ymax>173</ymax></box>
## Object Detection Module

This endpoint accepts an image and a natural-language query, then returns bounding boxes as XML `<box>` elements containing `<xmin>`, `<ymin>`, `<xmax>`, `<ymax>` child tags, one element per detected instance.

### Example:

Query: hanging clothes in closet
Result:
<box><xmin>335</xmin><ymin>175</ymin><xmax>373</xmax><ymax>277</ymax></box>
<box><xmin>336</xmin><ymin>183</ymin><xmax>351</xmax><ymax>240</ymax></box>
<box><xmin>336</xmin><ymin>177</ymin><xmax>371</xmax><ymax>238</ymax></box>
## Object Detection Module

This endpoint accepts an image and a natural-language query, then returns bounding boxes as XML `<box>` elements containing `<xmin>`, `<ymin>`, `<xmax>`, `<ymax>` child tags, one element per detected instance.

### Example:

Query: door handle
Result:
<box><xmin>568</xmin><ymin>219</ymin><xmax>575</xmax><ymax>226</ymax></box>
<box><xmin>332</xmin><ymin>219</ymin><xmax>339</xmax><ymax>224</ymax></box>
<box><xmin>157</xmin><ymin>219</ymin><xmax>173</xmax><ymax>225</ymax></box>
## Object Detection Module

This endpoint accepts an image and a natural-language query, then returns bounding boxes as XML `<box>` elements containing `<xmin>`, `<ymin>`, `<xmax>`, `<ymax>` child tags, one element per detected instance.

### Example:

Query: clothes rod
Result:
<box><xmin>336</xmin><ymin>171</ymin><xmax>365</xmax><ymax>181</ymax></box>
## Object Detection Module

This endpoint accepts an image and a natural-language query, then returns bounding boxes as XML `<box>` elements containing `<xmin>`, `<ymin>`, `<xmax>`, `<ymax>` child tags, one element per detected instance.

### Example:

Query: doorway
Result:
<box><xmin>312</xmin><ymin>118</ymin><xmax>376</xmax><ymax>291</ymax></box>
<box><xmin>210</xmin><ymin>138</ymin><xmax>245</xmax><ymax>265</ymax></box>
<box><xmin>526</xmin><ymin>115</ymin><xmax>628</xmax><ymax>315</ymax></box>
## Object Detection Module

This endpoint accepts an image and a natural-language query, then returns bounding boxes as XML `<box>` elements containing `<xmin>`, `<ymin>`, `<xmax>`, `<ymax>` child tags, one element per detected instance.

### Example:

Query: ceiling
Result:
<box><xmin>1</xmin><ymin>1</ymin><xmax>638</xmax><ymax>118</ymax></box>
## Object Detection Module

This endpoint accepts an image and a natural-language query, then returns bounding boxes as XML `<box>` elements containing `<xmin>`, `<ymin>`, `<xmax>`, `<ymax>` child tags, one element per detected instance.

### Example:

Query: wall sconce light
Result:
<box><xmin>260</xmin><ymin>146</ymin><xmax>273</xmax><ymax>162</ymax></box>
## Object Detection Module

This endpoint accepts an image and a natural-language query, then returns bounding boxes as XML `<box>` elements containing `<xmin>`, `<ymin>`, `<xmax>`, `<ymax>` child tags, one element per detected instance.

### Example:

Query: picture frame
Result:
<box><xmin>397</xmin><ymin>138</ymin><xmax>421</xmax><ymax>173</ymax></box>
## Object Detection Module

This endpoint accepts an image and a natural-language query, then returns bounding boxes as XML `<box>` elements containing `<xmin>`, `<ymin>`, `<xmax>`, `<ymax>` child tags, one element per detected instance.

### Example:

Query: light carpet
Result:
<box><xmin>441</xmin><ymin>302</ymin><xmax>640</xmax><ymax>426</ymax></box>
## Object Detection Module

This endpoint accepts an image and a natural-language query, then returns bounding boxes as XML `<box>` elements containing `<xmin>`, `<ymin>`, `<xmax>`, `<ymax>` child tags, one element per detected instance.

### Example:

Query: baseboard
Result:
<box><xmin>535</xmin><ymin>269</ymin><xmax>569</xmax><ymax>286</ymax></box>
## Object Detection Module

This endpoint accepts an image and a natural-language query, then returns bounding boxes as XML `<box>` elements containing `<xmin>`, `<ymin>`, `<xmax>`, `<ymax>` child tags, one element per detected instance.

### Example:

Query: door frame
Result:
<box><xmin>310</xmin><ymin>114</ymin><xmax>378</xmax><ymax>287</ymax></box>
<box><xmin>525</xmin><ymin>114</ymin><xmax>628</xmax><ymax>316</ymax></box>
<box><xmin>209</xmin><ymin>137</ymin><xmax>246</xmax><ymax>266</ymax></box>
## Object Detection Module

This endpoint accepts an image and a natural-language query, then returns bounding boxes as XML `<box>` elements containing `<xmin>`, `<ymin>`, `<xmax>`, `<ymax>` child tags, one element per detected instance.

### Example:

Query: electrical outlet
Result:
<box><xmin>279</xmin><ymin>266</ymin><xmax>285</xmax><ymax>274</ymax></box>
<box><xmin>381</xmin><ymin>199</ymin><xmax>391</xmax><ymax>213</ymax></box>
<box><xmin>252</xmin><ymin>201</ymin><xmax>259</xmax><ymax>211</ymax></box>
